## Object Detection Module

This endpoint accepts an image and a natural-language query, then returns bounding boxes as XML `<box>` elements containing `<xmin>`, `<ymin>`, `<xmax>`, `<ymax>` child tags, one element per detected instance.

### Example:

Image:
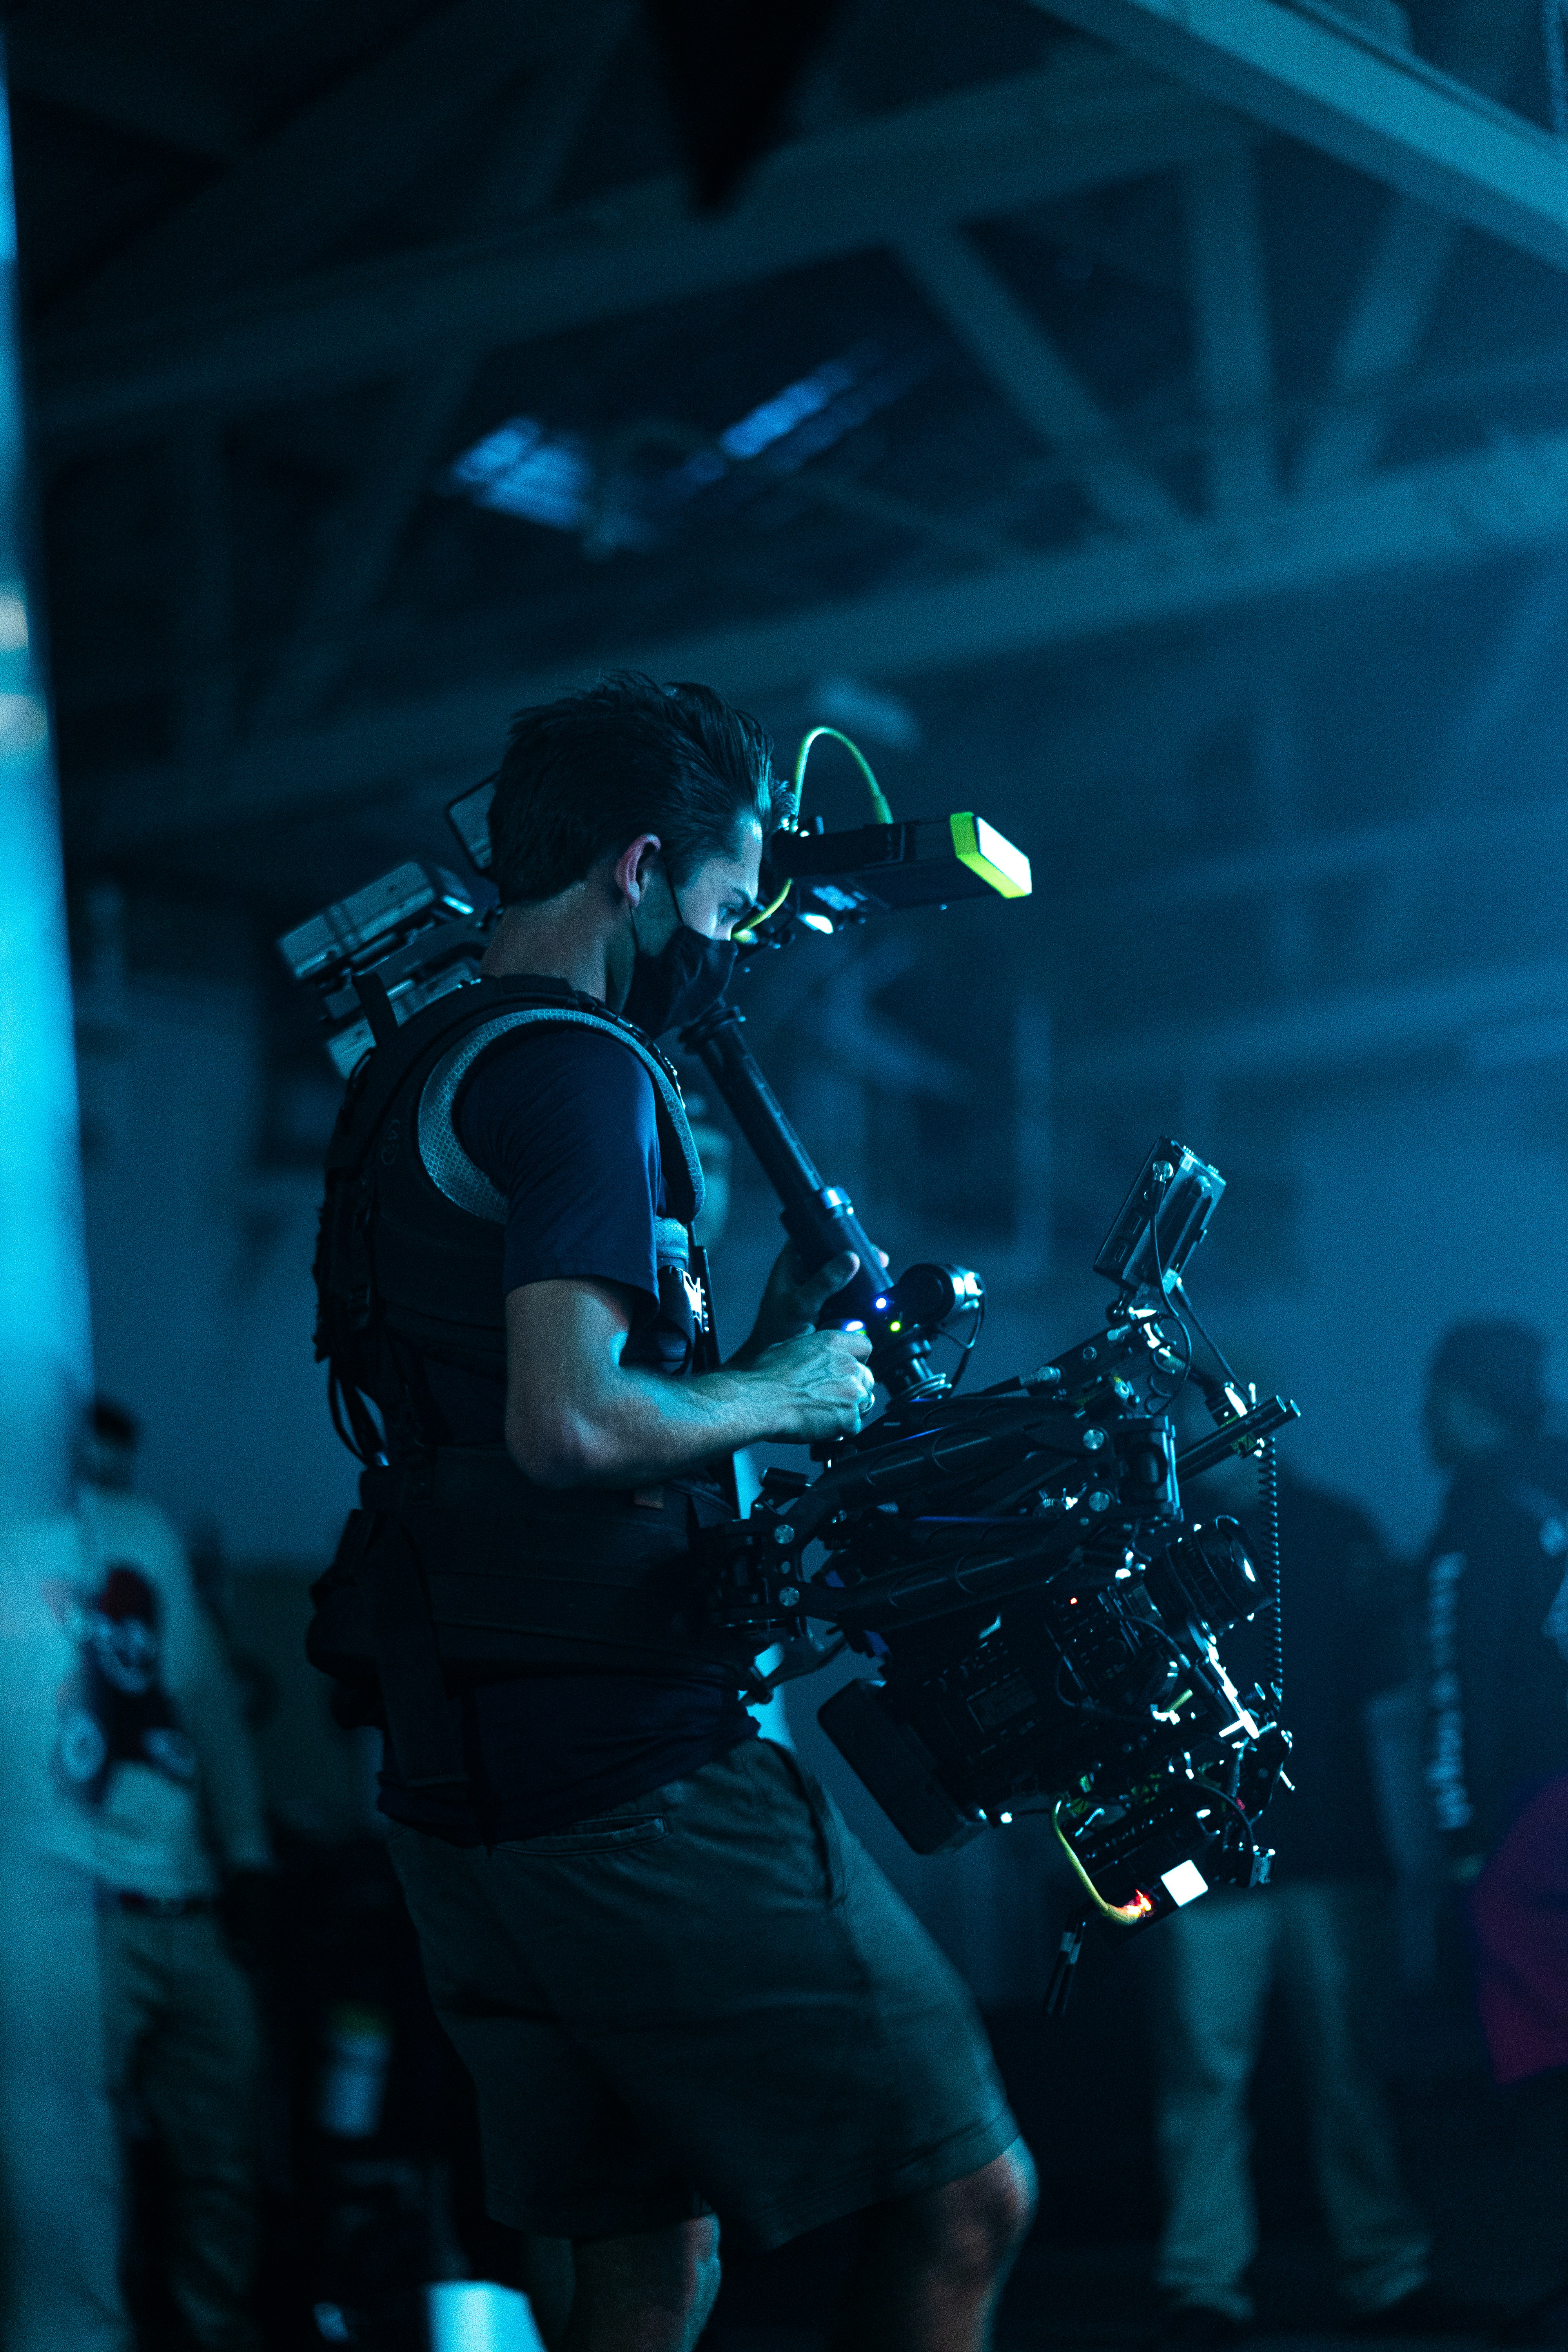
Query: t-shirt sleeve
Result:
<box><xmin>455</xmin><ymin>1025</ymin><xmax>663</xmax><ymax>1317</ymax></box>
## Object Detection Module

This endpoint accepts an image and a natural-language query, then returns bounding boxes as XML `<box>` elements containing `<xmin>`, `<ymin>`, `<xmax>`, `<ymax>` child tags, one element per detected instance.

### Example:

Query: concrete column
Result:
<box><xmin>0</xmin><ymin>50</ymin><xmax>127</xmax><ymax>2352</ymax></box>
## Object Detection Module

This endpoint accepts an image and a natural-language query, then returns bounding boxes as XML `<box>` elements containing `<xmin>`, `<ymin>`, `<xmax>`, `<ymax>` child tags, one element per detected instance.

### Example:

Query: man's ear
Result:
<box><xmin>613</xmin><ymin>833</ymin><xmax>662</xmax><ymax>907</ymax></box>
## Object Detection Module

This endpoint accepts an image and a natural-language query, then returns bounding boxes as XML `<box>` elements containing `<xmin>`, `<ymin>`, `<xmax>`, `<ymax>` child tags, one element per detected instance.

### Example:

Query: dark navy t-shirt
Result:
<box><xmin>376</xmin><ymin>1020</ymin><xmax>755</xmax><ymax>1844</ymax></box>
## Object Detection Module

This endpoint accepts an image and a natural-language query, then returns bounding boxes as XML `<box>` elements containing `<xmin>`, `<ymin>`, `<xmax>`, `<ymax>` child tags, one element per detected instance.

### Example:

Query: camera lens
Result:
<box><xmin>1143</xmin><ymin>1517</ymin><xmax>1259</xmax><ymax>1638</ymax></box>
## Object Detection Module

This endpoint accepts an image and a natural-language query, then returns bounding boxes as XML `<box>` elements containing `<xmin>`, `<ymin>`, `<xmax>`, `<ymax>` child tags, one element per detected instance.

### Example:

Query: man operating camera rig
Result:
<box><xmin>310</xmin><ymin>674</ymin><xmax>1034</xmax><ymax>2352</ymax></box>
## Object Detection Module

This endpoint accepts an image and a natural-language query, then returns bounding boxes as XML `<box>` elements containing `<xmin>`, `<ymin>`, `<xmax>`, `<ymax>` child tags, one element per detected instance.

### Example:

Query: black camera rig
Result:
<box><xmin>690</xmin><ymin>1121</ymin><xmax>1296</xmax><ymax>1973</ymax></box>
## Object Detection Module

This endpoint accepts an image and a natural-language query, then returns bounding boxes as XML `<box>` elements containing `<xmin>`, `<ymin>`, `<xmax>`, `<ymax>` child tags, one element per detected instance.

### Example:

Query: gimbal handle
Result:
<box><xmin>680</xmin><ymin>1002</ymin><xmax>941</xmax><ymax>1394</ymax></box>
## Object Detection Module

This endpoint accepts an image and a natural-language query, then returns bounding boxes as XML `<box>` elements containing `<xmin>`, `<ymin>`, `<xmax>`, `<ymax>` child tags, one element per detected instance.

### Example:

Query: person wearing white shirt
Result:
<box><xmin>56</xmin><ymin>1401</ymin><xmax>273</xmax><ymax>2352</ymax></box>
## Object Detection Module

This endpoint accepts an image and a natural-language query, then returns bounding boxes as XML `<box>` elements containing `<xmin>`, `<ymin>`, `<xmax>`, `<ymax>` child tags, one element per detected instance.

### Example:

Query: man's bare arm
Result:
<box><xmin>505</xmin><ymin>1276</ymin><xmax>874</xmax><ymax>1488</ymax></box>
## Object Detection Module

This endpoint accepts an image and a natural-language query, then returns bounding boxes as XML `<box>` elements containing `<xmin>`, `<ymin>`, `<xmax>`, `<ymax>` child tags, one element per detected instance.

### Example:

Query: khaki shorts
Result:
<box><xmin>386</xmin><ymin>1738</ymin><xmax>1018</xmax><ymax>2250</ymax></box>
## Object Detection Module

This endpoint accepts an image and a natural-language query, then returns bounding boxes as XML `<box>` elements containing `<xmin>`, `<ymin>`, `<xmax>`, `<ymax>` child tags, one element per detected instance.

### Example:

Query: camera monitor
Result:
<box><xmin>1093</xmin><ymin>1138</ymin><xmax>1224</xmax><ymax>1299</ymax></box>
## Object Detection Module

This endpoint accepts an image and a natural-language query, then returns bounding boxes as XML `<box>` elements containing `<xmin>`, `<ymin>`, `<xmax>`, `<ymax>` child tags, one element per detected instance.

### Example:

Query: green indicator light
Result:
<box><xmin>949</xmin><ymin>811</ymin><xmax>1031</xmax><ymax>898</ymax></box>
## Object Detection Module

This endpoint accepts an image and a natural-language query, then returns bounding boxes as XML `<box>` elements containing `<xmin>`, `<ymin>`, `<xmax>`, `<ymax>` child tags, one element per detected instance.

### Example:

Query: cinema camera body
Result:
<box><xmin>279</xmin><ymin>755</ymin><xmax>1296</xmax><ymax>1972</ymax></box>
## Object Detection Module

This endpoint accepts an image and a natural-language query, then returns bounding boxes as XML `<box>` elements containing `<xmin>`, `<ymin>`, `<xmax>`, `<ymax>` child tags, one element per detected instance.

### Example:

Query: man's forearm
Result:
<box><xmin>508</xmin><ymin>1363</ymin><xmax>796</xmax><ymax>1489</ymax></box>
<box><xmin>504</xmin><ymin>1276</ymin><xmax>871</xmax><ymax>1485</ymax></box>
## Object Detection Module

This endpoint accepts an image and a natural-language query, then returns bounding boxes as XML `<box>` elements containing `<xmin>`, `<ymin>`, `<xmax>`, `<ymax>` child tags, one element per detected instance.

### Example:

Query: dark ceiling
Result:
<box><xmin>13</xmin><ymin>0</ymin><xmax>1568</xmax><ymax>1259</ymax></box>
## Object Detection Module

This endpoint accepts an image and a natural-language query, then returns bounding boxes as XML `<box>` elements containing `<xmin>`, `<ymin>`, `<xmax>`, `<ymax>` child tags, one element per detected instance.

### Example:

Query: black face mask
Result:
<box><xmin>621</xmin><ymin>916</ymin><xmax>736</xmax><ymax>1039</ymax></box>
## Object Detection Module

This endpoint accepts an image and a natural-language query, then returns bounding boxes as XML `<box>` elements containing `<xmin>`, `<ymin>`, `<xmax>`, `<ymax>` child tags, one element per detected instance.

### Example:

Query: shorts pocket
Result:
<box><xmin>499</xmin><ymin>1813</ymin><xmax>667</xmax><ymax>1857</ymax></box>
<box><xmin>775</xmin><ymin>1749</ymin><xmax>849</xmax><ymax>1907</ymax></box>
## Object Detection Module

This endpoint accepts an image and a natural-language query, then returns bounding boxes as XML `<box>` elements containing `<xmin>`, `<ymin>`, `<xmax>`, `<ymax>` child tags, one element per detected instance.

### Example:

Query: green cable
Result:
<box><xmin>737</xmin><ymin>724</ymin><xmax>894</xmax><ymax>942</ymax></box>
<box><xmin>793</xmin><ymin>724</ymin><xmax>894</xmax><ymax>824</ymax></box>
<box><xmin>1051</xmin><ymin>1800</ymin><xmax>1157</xmax><ymax>1927</ymax></box>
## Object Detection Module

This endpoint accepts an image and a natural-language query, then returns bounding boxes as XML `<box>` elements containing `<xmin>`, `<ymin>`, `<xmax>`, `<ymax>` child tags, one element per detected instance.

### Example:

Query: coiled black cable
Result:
<box><xmin>1259</xmin><ymin>1430</ymin><xmax>1283</xmax><ymax>1704</ymax></box>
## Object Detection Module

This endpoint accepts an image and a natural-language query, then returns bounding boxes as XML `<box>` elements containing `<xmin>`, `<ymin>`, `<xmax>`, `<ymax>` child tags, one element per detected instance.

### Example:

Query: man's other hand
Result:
<box><xmin>746</xmin><ymin>1326</ymin><xmax>876</xmax><ymax>1443</ymax></box>
<box><xmin>737</xmin><ymin>1243</ymin><xmax>889</xmax><ymax>1363</ymax></box>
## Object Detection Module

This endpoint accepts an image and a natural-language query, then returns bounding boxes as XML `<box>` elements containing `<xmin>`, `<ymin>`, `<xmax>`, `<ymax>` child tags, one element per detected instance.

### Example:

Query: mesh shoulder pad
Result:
<box><xmin>416</xmin><ymin>1005</ymin><xmax>707</xmax><ymax>1227</ymax></box>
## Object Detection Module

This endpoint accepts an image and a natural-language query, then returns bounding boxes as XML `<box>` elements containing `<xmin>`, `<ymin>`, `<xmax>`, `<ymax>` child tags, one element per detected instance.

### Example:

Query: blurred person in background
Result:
<box><xmin>1149</xmin><ymin>1383</ymin><xmax>1433</xmax><ymax>2346</ymax></box>
<box><xmin>1421</xmin><ymin>1321</ymin><xmax>1568</xmax><ymax>2114</ymax></box>
<box><xmin>53</xmin><ymin>1399</ymin><xmax>275</xmax><ymax>2352</ymax></box>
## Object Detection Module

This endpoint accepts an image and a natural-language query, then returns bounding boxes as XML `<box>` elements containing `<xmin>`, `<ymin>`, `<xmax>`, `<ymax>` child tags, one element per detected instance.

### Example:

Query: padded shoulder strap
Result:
<box><xmin>326</xmin><ymin>977</ymin><xmax>678</xmax><ymax>1171</ymax></box>
<box><xmin>324</xmin><ymin>983</ymin><xmax>546</xmax><ymax>1176</ymax></box>
<box><xmin>417</xmin><ymin>1005</ymin><xmax>706</xmax><ymax>1226</ymax></box>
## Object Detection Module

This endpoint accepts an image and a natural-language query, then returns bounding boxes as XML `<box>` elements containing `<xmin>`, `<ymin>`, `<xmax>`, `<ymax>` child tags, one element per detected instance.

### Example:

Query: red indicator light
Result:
<box><xmin>1110</xmin><ymin>1887</ymin><xmax>1156</xmax><ymax>1922</ymax></box>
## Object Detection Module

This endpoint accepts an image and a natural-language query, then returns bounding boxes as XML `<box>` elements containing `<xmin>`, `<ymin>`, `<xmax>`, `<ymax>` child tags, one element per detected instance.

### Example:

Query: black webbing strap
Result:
<box><xmin>366</xmin><ymin>1515</ymin><xmax>468</xmax><ymax>1789</ymax></box>
<box><xmin>329</xmin><ymin>1367</ymin><xmax>387</xmax><ymax>1465</ymax></box>
<box><xmin>689</xmin><ymin>1246</ymin><xmax>740</xmax><ymax>1515</ymax></box>
<box><xmin>324</xmin><ymin>976</ymin><xmax>599</xmax><ymax>1176</ymax></box>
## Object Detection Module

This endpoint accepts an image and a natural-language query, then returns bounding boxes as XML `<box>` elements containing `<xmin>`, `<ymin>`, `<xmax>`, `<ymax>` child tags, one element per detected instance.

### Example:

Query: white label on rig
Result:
<box><xmin>1160</xmin><ymin>1859</ymin><xmax>1209</xmax><ymax>1908</ymax></box>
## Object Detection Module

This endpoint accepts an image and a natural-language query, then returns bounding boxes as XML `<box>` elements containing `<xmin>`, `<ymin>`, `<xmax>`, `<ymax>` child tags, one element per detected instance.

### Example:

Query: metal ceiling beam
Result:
<box><xmin>1250</xmin><ymin>679</ymin><xmax>1310</xmax><ymax>985</ymax></box>
<box><xmin>1183</xmin><ymin>147</ymin><xmax>1275</xmax><ymax>512</ymax></box>
<box><xmin>895</xmin><ymin>226</ymin><xmax>1181</xmax><ymax>528</ymax></box>
<box><xmin>250</xmin><ymin>363</ymin><xmax>475</xmax><ymax>737</ymax></box>
<box><xmin>1063</xmin><ymin>953</ymin><xmax>1568</xmax><ymax>1092</ymax></box>
<box><xmin>56</xmin><ymin>324</ymin><xmax>1568</xmax><ymax>714</ymax></box>
<box><xmin>46</xmin><ymin>0</ymin><xmax>567</xmax><ymax>334</ymax></box>
<box><xmin>6</xmin><ymin>15</ymin><xmax>241</xmax><ymax>159</ymax></box>
<box><xmin>1130</xmin><ymin>779</ymin><xmax>1568</xmax><ymax>908</ymax></box>
<box><xmin>1037</xmin><ymin>0</ymin><xmax>1568</xmax><ymax>275</ymax></box>
<box><xmin>1354</xmin><ymin>551</ymin><xmax>1568</xmax><ymax>972</ymax></box>
<box><xmin>464</xmin><ymin>4</ymin><xmax>632</xmax><ymax>232</ymax></box>
<box><xmin>33</xmin><ymin>59</ymin><xmax>1246</xmax><ymax>441</ymax></box>
<box><xmin>70</xmin><ymin>415</ymin><xmax>1568</xmax><ymax>853</ymax></box>
<box><xmin>168</xmin><ymin>424</ymin><xmax>233</xmax><ymax>770</ymax></box>
<box><xmin>1294</xmin><ymin>5</ymin><xmax>1531</xmax><ymax>492</ymax></box>
<box><xmin>252</xmin><ymin>14</ymin><xmax>630</xmax><ymax>736</ymax></box>
<box><xmin>1295</xmin><ymin>201</ymin><xmax>1460</xmax><ymax>493</ymax></box>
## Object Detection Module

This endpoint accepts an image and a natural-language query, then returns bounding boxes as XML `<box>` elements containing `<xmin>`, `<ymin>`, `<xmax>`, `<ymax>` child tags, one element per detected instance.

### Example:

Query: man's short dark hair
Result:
<box><xmin>487</xmin><ymin>671</ymin><xmax>793</xmax><ymax>907</ymax></box>
<box><xmin>1429</xmin><ymin>1318</ymin><xmax>1549</xmax><ymax>1437</ymax></box>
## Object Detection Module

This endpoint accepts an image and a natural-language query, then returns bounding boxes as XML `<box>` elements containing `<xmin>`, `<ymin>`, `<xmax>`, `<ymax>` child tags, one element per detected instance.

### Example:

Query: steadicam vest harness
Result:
<box><xmin>308</xmin><ymin>975</ymin><xmax>748</xmax><ymax>1789</ymax></box>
